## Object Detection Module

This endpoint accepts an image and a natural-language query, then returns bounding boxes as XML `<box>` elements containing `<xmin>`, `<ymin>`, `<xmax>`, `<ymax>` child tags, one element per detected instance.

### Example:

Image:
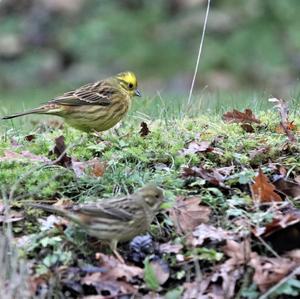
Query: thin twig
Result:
<box><xmin>186</xmin><ymin>0</ymin><xmax>211</xmax><ymax>109</ymax></box>
<box><xmin>258</xmin><ymin>266</ymin><xmax>300</xmax><ymax>299</ymax></box>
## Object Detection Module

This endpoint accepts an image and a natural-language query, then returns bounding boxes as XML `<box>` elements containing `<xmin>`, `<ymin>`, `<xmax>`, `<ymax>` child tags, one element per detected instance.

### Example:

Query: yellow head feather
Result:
<box><xmin>116</xmin><ymin>71</ymin><xmax>141</xmax><ymax>97</ymax></box>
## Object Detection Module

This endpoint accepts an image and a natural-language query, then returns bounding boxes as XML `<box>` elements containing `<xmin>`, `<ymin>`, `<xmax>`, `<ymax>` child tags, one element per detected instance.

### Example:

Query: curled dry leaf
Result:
<box><xmin>139</xmin><ymin>121</ymin><xmax>151</xmax><ymax>137</ymax></box>
<box><xmin>169</xmin><ymin>197</ymin><xmax>211</xmax><ymax>235</ymax></box>
<box><xmin>49</xmin><ymin>135</ymin><xmax>72</xmax><ymax>167</ymax></box>
<box><xmin>251</xmin><ymin>168</ymin><xmax>282</xmax><ymax>202</ymax></box>
<box><xmin>222</xmin><ymin>108</ymin><xmax>260</xmax><ymax>124</ymax></box>
<box><xmin>24</xmin><ymin>134</ymin><xmax>36</xmax><ymax>142</ymax></box>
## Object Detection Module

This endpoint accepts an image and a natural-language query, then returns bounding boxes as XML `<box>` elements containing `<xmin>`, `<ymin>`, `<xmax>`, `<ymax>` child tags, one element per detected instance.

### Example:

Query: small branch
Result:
<box><xmin>258</xmin><ymin>266</ymin><xmax>300</xmax><ymax>299</ymax></box>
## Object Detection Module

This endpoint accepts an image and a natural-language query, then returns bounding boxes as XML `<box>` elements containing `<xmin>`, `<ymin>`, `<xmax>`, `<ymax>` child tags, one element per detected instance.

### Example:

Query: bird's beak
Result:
<box><xmin>134</xmin><ymin>89</ymin><xmax>142</xmax><ymax>97</ymax></box>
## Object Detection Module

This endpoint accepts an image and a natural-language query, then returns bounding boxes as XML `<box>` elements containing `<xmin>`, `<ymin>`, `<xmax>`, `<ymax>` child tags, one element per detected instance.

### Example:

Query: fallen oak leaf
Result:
<box><xmin>169</xmin><ymin>197</ymin><xmax>211</xmax><ymax>235</ymax></box>
<box><xmin>222</xmin><ymin>108</ymin><xmax>260</xmax><ymax>124</ymax></box>
<box><xmin>251</xmin><ymin>168</ymin><xmax>282</xmax><ymax>202</ymax></box>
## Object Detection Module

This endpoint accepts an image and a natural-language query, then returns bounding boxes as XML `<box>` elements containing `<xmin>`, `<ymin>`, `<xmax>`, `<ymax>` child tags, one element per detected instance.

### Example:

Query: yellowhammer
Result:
<box><xmin>2</xmin><ymin>71</ymin><xmax>141</xmax><ymax>132</ymax></box>
<box><xmin>27</xmin><ymin>185</ymin><xmax>164</xmax><ymax>262</ymax></box>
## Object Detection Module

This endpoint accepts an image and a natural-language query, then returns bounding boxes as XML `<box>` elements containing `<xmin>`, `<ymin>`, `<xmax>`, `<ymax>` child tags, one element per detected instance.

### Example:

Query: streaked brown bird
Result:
<box><xmin>28</xmin><ymin>185</ymin><xmax>164</xmax><ymax>261</ymax></box>
<box><xmin>2</xmin><ymin>71</ymin><xmax>141</xmax><ymax>132</ymax></box>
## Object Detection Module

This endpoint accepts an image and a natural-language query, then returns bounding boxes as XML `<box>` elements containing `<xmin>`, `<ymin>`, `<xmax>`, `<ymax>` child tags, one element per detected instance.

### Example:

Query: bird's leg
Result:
<box><xmin>91</xmin><ymin>130</ymin><xmax>105</xmax><ymax>141</ymax></box>
<box><xmin>113</xmin><ymin>128</ymin><xmax>121</xmax><ymax>137</ymax></box>
<box><xmin>110</xmin><ymin>240</ymin><xmax>125</xmax><ymax>263</ymax></box>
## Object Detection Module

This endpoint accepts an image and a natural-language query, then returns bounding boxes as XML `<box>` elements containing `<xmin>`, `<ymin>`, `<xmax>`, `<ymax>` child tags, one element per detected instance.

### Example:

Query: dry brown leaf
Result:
<box><xmin>269</xmin><ymin>98</ymin><xmax>296</xmax><ymax>142</ymax></box>
<box><xmin>139</xmin><ymin>121</ymin><xmax>151</xmax><ymax>137</ymax></box>
<box><xmin>0</xmin><ymin>150</ymin><xmax>50</xmax><ymax>163</ymax></box>
<box><xmin>72</xmin><ymin>158</ymin><xmax>106</xmax><ymax>178</ymax></box>
<box><xmin>285</xmin><ymin>250</ymin><xmax>300</xmax><ymax>263</ymax></box>
<box><xmin>159</xmin><ymin>242</ymin><xmax>183</xmax><ymax>254</ymax></box>
<box><xmin>182</xmin><ymin>166</ymin><xmax>227</xmax><ymax>187</ymax></box>
<box><xmin>49</xmin><ymin>135</ymin><xmax>72</xmax><ymax>167</ymax></box>
<box><xmin>81</xmin><ymin>272</ymin><xmax>138</xmax><ymax>298</ymax></box>
<box><xmin>24</xmin><ymin>134</ymin><xmax>36</xmax><ymax>142</ymax></box>
<box><xmin>250</xmin><ymin>253</ymin><xmax>297</xmax><ymax>292</ymax></box>
<box><xmin>192</xmin><ymin>224</ymin><xmax>230</xmax><ymax>247</ymax></box>
<box><xmin>222</xmin><ymin>108</ymin><xmax>260</xmax><ymax>124</ymax></box>
<box><xmin>251</xmin><ymin>168</ymin><xmax>282</xmax><ymax>202</ymax></box>
<box><xmin>80</xmin><ymin>253</ymin><xmax>143</xmax><ymax>297</ymax></box>
<box><xmin>249</xmin><ymin>146</ymin><xmax>270</xmax><ymax>160</ymax></box>
<box><xmin>169</xmin><ymin>197</ymin><xmax>211</xmax><ymax>234</ymax></box>
<box><xmin>95</xmin><ymin>253</ymin><xmax>143</xmax><ymax>281</ymax></box>
<box><xmin>223</xmin><ymin>240</ymin><xmax>251</xmax><ymax>264</ymax></box>
<box><xmin>149</xmin><ymin>258</ymin><xmax>170</xmax><ymax>286</ymax></box>
<box><xmin>273</xmin><ymin>178</ymin><xmax>300</xmax><ymax>199</ymax></box>
<box><xmin>90</xmin><ymin>159</ymin><xmax>106</xmax><ymax>177</ymax></box>
<box><xmin>181</xmin><ymin>140</ymin><xmax>212</xmax><ymax>155</ymax></box>
<box><xmin>295</xmin><ymin>176</ymin><xmax>300</xmax><ymax>185</ymax></box>
<box><xmin>182</xmin><ymin>241</ymin><xmax>251</xmax><ymax>299</ymax></box>
<box><xmin>253</xmin><ymin>212</ymin><xmax>300</xmax><ymax>253</ymax></box>
<box><xmin>241</xmin><ymin>123</ymin><xmax>255</xmax><ymax>132</ymax></box>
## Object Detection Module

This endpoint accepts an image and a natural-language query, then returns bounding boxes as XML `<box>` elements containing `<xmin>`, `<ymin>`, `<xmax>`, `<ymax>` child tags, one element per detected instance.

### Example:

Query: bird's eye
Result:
<box><xmin>128</xmin><ymin>83</ymin><xmax>134</xmax><ymax>89</ymax></box>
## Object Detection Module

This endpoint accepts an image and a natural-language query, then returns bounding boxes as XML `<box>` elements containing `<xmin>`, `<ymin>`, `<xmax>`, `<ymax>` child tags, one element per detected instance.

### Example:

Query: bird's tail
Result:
<box><xmin>26</xmin><ymin>203</ymin><xmax>82</xmax><ymax>226</ymax></box>
<box><xmin>1</xmin><ymin>107</ymin><xmax>46</xmax><ymax>120</ymax></box>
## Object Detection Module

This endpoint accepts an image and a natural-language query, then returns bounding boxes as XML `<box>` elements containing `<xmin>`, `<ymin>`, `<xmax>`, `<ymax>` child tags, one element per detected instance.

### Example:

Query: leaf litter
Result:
<box><xmin>2</xmin><ymin>98</ymin><xmax>300</xmax><ymax>298</ymax></box>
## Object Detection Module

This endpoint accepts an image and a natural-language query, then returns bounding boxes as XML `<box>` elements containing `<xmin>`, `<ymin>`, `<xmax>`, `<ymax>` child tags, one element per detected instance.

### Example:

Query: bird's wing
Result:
<box><xmin>75</xmin><ymin>201</ymin><xmax>138</xmax><ymax>222</ymax></box>
<box><xmin>49</xmin><ymin>82</ymin><xmax>116</xmax><ymax>106</ymax></box>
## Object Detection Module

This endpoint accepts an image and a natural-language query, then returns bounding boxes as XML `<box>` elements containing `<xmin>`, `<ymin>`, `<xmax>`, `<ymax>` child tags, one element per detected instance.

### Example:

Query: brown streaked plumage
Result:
<box><xmin>2</xmin><ymin>72</ymin><xmax>141</xmax><ymax>132</ymax></box>
<box><xmin>27</xmin><ymin>185</ymin><xmax>164</xmax><ymax>261</ymax></box>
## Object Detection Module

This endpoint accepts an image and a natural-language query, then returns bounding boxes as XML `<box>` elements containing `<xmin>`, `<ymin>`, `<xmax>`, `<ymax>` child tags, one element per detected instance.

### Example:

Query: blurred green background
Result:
<box><xmin>1</xmin><ymin>0</ymin><xmax>300</xmax><ymax>116</ymax></box>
